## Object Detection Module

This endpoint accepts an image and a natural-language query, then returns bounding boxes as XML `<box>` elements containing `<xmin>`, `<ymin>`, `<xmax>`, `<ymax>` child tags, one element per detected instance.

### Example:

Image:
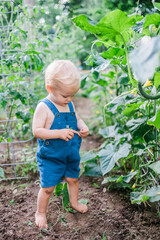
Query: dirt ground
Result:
<box><xmin>0</xmin><ymin>96</ymin><xmax>160</xmax><ymax>240</ymax></box>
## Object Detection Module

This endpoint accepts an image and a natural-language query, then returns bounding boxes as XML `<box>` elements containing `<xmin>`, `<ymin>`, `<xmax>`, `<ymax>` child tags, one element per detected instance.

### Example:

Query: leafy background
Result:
<box><xmin>0</xmin><ymin>0</ymin><xmax>160</xmax><ymax>207</ymax></box>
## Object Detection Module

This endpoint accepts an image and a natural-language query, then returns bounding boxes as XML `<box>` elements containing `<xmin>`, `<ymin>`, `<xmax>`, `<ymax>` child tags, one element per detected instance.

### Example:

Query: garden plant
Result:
<box><xmin>1</xmin><ymin>1</ymin><xmax>160</xmax><ymax>239</ymax></box>
<box><xmin>72</xmin><ymin>2</ymin><xmax>160</xmax><ymax>206</ymax></box>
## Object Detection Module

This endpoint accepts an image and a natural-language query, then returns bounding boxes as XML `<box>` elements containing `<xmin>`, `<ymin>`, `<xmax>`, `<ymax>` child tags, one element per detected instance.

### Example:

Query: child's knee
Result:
<box><xmin>65</xmin><ymin>177</ymin><xmax>78</xmax><ymax>185</ymax></box>
<box><xmin>42</xmin><ymin>186</ymin><xmax>54</xmax><ymax>195</ymax></box>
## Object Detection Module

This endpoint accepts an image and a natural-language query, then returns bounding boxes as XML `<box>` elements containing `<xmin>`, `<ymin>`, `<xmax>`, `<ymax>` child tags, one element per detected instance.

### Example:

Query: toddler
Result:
<box><xmin>32</xmin><ymin>60</ymin><xmax>89</xmax><ymax>229</ymax></box>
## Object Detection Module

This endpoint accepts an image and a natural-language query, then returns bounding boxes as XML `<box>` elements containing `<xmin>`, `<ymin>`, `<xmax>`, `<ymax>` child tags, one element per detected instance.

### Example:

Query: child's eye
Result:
<box><xmin>62</xmin><ymin>95</ymin><xmax>67</xmax><ymax>98</ymax></box>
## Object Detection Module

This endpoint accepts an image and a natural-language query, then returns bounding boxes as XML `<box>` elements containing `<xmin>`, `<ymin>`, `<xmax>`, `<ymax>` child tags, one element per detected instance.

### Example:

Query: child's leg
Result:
<box><xmin>35</xmin><ymin>186</ymin><xmax>55</xmax><ymax>229</ymax></box>
<box><xmin>65</xmin><ymin>177</ymin><xmax>88</xmax><ymax>213</ymax></box>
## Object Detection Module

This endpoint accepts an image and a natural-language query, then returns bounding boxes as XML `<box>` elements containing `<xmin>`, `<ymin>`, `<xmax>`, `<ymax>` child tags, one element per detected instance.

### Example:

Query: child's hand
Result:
<box><xmin>59</xmin><ymin>129</ymin><xmax>79</xmax><ymax>141</ymax></box>
<box><xmin>79</xmin><ymin>127</ymin><xmax>89</xmax><ymax>138</ymax></box>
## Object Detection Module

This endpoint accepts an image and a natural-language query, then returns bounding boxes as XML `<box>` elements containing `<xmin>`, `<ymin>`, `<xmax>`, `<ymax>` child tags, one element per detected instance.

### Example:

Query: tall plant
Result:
<box><xmin>72</xmin><ymin>5</ymin><xmax>160</xmax><ymax>205</ymax></box>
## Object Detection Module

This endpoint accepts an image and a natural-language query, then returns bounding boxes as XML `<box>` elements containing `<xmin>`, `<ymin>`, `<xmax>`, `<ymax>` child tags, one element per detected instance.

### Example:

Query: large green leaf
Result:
<box><xmin>130</xmin><ymin>192</ymin><xmax>149</xmax><ymax>204</ymax></box>
<box><xmin>98</xmin><ymin>125</ymin><xmax>116</xmax><ymax>138</ymax></box>
<box><xmin>127</xmin><ymin>118</ymin><xmax>147</xmax><ymax>132</ymax></box>
<box><xmin>72</xmin><ymin>10</ymin><xmax>143</xmax><ymax>46</ymax></box>
<box><xmin>129</xmin><ymin>36</ymin><xmax>160</xmax><ymax>84</ymax></box>
<box><xmin>71</xmin><ymin>14</ymin><xmax>100</xmax><ymax>34</ymax></box>
<box><xmin>143</xmin><ymin>13</ymin><xmax>160</xmax><ymax>29</ymax></box>
<box><xmin>127</xmin><ymin>118</ymin><xmax>155</xmax><ymax>142</ymax></box>
<box><xmin>99</xmin><ymin>125</ymin><xmax>131</xmax><ymax>142</ymax></box>
<box><xmin>80</xmin><ymin>151</ymin><xmax>97</xmax><ymax>163</ymax></box>
<box><xmin>147</xmin><ymin>109</ymin><xmax>160</xmax><ymax>129</ymax></box>
<box><xmin>122</xmin><ymin>102</ymin><xmax>143</xmax><ymax>116</ymax></box>
<box><xmin>131</xmin><ymin>186</ymin><xmax>160</xmax><ymax>204</ymax></box>
<box><xmin>154</xmin><ymin>72</ymin><xmax>160</xmax><ymax>88</ymax></box>
<box><xmin>101</xmin><ymin>47</ymin><xmax>125</xmax><ymax>59</ymax></box>
<box><xmin>83</xmin><ymin>160</ymin><xmax>102</xmax><ymax>177</ymax></box>
<box><xmin>102</xmin><ymin>170</ymin><xmax>137</xmax><ymax>184</ymax></box>
<box><xmin>149</xmin><ymin>161</ymin><xmax>160</xmax><ymax>174</ymax></box>
<box><xmin>107</xmin><ymin>94</ymin><xmax>134</xmax><ymax>114</ymax></box>
<box><xmin>97</xmin><ymin>10</ymin><xmax>142</xmax><ymax>33</ymax></box>
<box><xmin>154</xmin><ymin>2</ymin><xmax>160</xmax><ymax>10</ymax></box>
<box><xmin>99</xmin><ymin>143</ymin><xmax>131</xmax><ymax>175</ymax></box>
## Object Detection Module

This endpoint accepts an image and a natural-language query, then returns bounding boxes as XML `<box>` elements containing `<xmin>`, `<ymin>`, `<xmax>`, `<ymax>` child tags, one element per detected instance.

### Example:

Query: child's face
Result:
<box><xmin>49</xmin><ymin>83</ymin><xmax>79</xmax><ymax>106</ymax></box>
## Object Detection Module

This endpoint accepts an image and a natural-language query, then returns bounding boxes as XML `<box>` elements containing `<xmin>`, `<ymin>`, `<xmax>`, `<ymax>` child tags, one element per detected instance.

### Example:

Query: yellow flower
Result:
<box><xmin>96</xmin><ymin>110</ymin><xmax>100</xmax><ymax>114</ymax></box>
<box><xmin>134</xmin><ymin>93</ymin><xmax>137</xmax><ymax>97</ymax></box>
<box><xmin>144</xmin><ymin>80</ymin><xmax>152</xmax><ymax>87</ymax></box>
<box><xmin>131</xmin><ymin>169</ymin><xmax>134</xmax><ymax>172</ymax></box>
<box><xmin>109</xmin><ymin>90</ymin><xmax>113</xmax><ymax>94</ymax></box>
<box><xmin>152</xmin><ymin>26</ymin><xmax>156</xmax><ymax>32</ymax></box>
<box><xmin>132</xmin><ymin>183</ymin><xmax>136</xmax><ymax>189</ymax></box>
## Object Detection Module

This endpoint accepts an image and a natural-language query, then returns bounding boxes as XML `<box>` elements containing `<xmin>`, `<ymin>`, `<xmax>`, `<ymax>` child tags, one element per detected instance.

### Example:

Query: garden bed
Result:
<box><xmin>0</xmin><ymin>97</ymin><xmax>160</xmax><ymax>240</ymax></box>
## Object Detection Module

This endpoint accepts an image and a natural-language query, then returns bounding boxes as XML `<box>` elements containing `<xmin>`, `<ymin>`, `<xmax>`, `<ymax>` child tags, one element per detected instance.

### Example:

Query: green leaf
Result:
<box><xmin>147</xmin><ymin>109</ymin><xmax>160</xmax><ymax>129</ymax></box>
<box><xmin>83</xmin><ymin>160</ymin><xmax>102</xmax><ymax>177</ymax></box>
<box><xmin>131</xmin><ymin>186</ymin><xmax>160</xmax><ymax>204</ymax></box>
<box><xmin>26</xmin><ymin>221</ymin><xmax>33</xmax><ymax>226</ymax></box>
<box><xmin>54</xmin><ymin>182</ymin><xmax>63</xmax><ymax>196</ymax></box>
<box><xmin>123</xmin><ymin>171</ymin><xmax>138</xmax><ymax>183</ymax></box>
<box><xmin>107</xmin><ymin>94</ymin><xmax>134</xmax><ymax>114</ymax></box>
<box><xmin>154</xmin><ymin>2</ymin><xmax>160</xmax><ymax>10</ymax></box>
<box><xmin>127</xmin><ymin>118</ymin><xmax>154</xmax><ymax>142</ymax></box>
<box><xmin>102</xmin><ymin>171</ymin><xmax>137</xmax><ymax>185</ymax></box>
<box><xmin>95</xmin><ymin>78</ymin><xmax>108</xmax><ymax>87</ymax></box>
<box><xmin>149</xmin><ymin>161</ymin><xmax>160</xmax><ymax>174</ymax></box>
<box><xmin>122</xmin><ymin>102</ymin><xmax>143</xmax><ymax>116</ymax></box>
<box><xmin>131</xmin><ymin>192</ymin><xmax>149</xmax><ymax>204</ymax></box>
<box><xmin>62</xmin><ymin>183</ymin><xmax>69</xmax><ymax>209</ymax></box>
<box><xmin>130</xmin><ymin>36</ymin><xmax>160</xmax><ymax>84</ymax></box>
<box><xmin>99</xmin><ymin>125</ymin><xmax>116</xmax><ymax>138</ymax></box>
<box><xmin>154</xmin><ymin>72</ymin><xmax>160</xmax><ymax>88</ymax></box>
<box><xmin>102</xmin><ymin>176</ymin><xmax>120</xmax><ymax>184</ymax></box>
<box><xmin>72</xmin><ymin>10</ymin><xmax>143</xmax><ymax>46</ymax></box>
<box><xmin>0</xmin><ymin>167</ymin><xmax>5</xmax><ymax>178</ymax></box>
<box><xmin>127</xmin><ymin>118</ymin><xmax>147</xmax><ymax>132</ymax></box>
<box><xmin>143</xmin><ymin>13</ymin><xmax>160</xmax><ymax>29</ymax></box>
<box><xmin>110</xmin><ymin>12</ymin><xmax>142</xmax><ymax>30</ymax></box>
<box><xmin>72</xmin><ymin>14</ymin><xmax>100</xmax><ymax>34</ymax></box>
<box><xmin>99</xmin><ymin>143</ymin><xmax>131</xmax><ymax>175</ymax></box>
<box><xmin>101</xmin><ymin>47</ymin><xmax>125</xmax><ymax>59</ymax></box>
<box><xmin>81</xmin><ymin>152</ymin><xmax>97</xmax><ymax>163</ymax></box>
<box><xmin>97</xmin><ymin>10</ymin><xmax>142</xmax><ymax>45</ymax></box>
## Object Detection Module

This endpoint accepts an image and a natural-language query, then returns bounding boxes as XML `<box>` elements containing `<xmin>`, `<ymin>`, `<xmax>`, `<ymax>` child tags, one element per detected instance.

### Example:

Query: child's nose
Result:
<box><xmin>67</xmin><ymin>96</ymin><xmax>72</xmax><ymax>102</ymax></box>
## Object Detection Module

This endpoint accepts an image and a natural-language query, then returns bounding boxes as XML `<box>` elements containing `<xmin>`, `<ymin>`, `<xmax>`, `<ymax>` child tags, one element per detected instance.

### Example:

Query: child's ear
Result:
<box><xmin>46</xmin><ymin>85</ymin><xmax>52</xmax><ymax>93</ymax></box>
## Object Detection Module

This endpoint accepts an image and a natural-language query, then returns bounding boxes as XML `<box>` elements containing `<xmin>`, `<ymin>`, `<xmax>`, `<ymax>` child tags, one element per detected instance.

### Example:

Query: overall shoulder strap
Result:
<box><xmin>68</xmin><ymin>101</ymin><xmax>74</xmax><ymax>112</ymax></box>
<box><xmin>40</xmin><ymin>98</ymin><xmax>59</xmax><ymax>115</ymax></box>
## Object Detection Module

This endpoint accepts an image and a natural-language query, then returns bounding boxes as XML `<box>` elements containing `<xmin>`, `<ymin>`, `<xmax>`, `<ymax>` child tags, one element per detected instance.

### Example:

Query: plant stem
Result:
<box><xmin>121</xmin><ymin>34</ymin><xmax>135</xmax><ymax>87</ymax></box>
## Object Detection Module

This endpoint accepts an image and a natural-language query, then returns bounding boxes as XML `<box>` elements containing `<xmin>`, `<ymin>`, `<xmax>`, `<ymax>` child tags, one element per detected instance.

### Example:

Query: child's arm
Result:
<box><xmin>76</xmin><ymin>114</ymin><xmax>89</xmax><ymax>138</ymax></box>
<box><xmin>72</xmin><ymin>102</ymin><xmax>89</xmax><ymax>138</ymax></box>
<box><xmin>32</xmin><ymin>103</ymin><xmax>78</xmax><ymax>141</ymax></box>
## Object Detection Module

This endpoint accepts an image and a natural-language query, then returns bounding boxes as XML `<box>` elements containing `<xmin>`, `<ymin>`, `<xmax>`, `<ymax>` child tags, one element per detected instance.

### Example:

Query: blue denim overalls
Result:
<box><xmin>36</xmin><ymin>98</ymin><xmax>82</xmax><ymax>187</ymax></box>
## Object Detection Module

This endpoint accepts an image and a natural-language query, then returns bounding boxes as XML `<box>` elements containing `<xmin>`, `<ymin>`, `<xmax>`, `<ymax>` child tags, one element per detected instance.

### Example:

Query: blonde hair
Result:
<box><xmin>45</xmin><ymin>60</ymin><xmax>81</xmax><ymax>89</ymax></box>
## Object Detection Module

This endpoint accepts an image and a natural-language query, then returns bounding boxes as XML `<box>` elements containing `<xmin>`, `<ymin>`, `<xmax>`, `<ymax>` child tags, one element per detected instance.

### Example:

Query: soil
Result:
<box><xmin>0</xmin><ymin>96</ymin><xmax>160</xmax><ymax>240</ymax></box>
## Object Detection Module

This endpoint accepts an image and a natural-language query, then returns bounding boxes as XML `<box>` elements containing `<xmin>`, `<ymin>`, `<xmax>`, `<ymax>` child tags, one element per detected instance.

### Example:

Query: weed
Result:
<box><xmin>26</xmin><ymin>221</ymin><xmax>33</xmax><ymax>226</ymax></box>
<box><xmin>8</xmin><ymin>199</ymin><xmax>15</xmax><ymax>206</ymax></box>
<box><xmin>93</xmin><ymin>183</ymin><xmax>100</xmax><ymax>188</ymax></box>
<box><xmin>58</xmin><ymin>212</ymin><xmax>68</xmax><ymax>227</ymax></box>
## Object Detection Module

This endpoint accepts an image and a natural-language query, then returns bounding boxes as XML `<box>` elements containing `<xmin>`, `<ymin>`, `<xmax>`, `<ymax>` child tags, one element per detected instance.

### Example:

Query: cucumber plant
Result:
<box><xmin>72</xmin><ymin>5</ymin><xmax>160</xmax><ymax>205</ymax></box>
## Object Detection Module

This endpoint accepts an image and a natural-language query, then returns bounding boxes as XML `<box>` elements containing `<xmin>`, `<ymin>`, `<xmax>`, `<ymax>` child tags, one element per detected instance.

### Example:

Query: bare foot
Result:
<box><xmin>71</xmin><ymin>202</ymin><xmax>88</xmax><ymax>213</ymax></box>
<box><xmin>35</xmin><ymin>211</ymin><xmax>48</xmax><ymax>229</ymax></box>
